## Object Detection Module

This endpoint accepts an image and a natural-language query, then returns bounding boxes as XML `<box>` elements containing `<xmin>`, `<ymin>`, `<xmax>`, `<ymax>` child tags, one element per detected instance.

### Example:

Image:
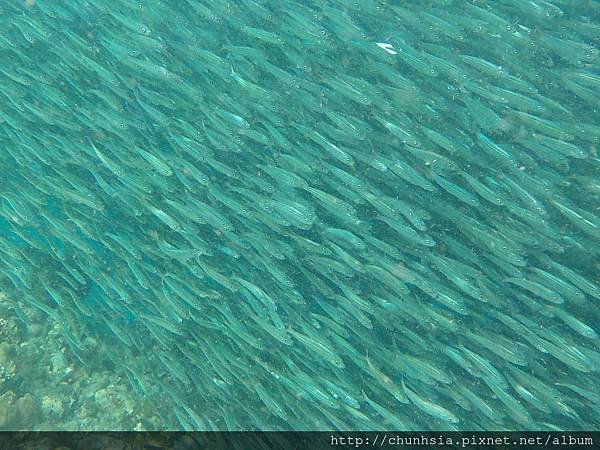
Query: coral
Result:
<box><xmin>0</xmin><ymin>343</ymin><xmax>16</xmax><ymax>386</ymax></box>
<box><xmin>40</xmin><ymin>395</ymin><xmax>64</xmax><ymax>419</ymax></box>
<box><xmin>15</xmin><ymin>394</ymin><xmax>37</xmax><ymax>428</ymax></box>
<box><xmin>0</xmin><ymin>391</ymin><xmax>16</xmax><ymax>430</ymax></box>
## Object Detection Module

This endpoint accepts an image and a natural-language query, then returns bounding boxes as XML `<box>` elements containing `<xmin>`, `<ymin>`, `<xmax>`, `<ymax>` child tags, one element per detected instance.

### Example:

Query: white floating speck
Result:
<box><xmin>375</xmin><ymin>42</ymin><xmax>397</xmax><ymax>55</ymax></box>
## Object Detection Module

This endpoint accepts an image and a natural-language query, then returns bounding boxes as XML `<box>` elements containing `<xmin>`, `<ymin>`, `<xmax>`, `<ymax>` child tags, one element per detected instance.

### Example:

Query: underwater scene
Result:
<box><xmin>0</xmin><ymin>0</ymin><xmax>599</xmax><ymax>432</ymax></box>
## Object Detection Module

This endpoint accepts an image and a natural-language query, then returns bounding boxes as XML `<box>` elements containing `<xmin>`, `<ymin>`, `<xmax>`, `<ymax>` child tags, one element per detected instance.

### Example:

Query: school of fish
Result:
<box><xmin>0</xmin><ymin>0</ymin><xmax>599</xmax><ymax>431</ymax></box>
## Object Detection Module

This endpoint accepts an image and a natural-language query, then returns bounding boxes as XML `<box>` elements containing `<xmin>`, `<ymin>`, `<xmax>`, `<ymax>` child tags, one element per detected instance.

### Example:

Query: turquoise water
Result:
<box><xmin>0</xmin><ymin>0</ymin><xmax>599</xmax><ymax>431</ymax></box>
